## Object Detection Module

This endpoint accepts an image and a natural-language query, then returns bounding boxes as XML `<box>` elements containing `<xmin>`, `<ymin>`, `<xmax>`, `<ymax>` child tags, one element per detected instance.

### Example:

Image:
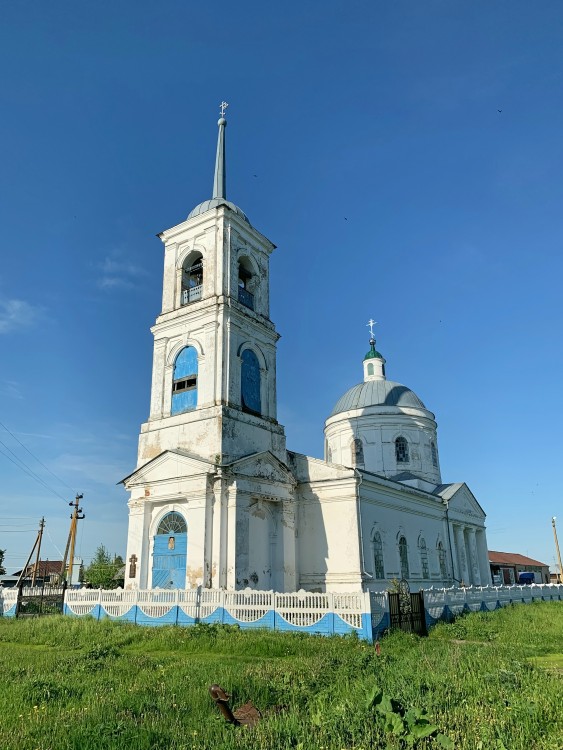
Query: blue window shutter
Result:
<box><xmin>241</xmin><ymin>349</ymin><xmax>261</xmax><ymax>415</ymax></box>
<box><xmin>172</xmin><ymin>346</ymin><xmax>198</xmax><ymax>415</ymax></box>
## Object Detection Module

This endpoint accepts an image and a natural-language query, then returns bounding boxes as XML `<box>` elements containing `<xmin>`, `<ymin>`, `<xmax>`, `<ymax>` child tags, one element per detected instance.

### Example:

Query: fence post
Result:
<box><xmin>272</xmin><ymin>590</ymin><xmax>277</xmax><ymax>631</ymax></box>
<box><xmin>195</xmin><ymin>585</ymin><xmax>202</xmax><ymax>624</ymax></box>
<box><xmin>220</xmin><ymin>589</ymin><xmax>225</xmax><ymax>625</ymax></box>
<box><xmin>363</xmin><ymin>590</ymin><xmax>372</xmax><ymax>642</ymax></box>
<box><xmin>15</xmin><ymin>584</ymin><xmax>23</xmax><ymax>619</ymax></box>
<box><xmin>328</xmin><ymin>591</ymin><xmax>335</xmax><ymax>635</ymax></box>
<box><xmin>62</xmin><ymin>580</ymin><xmax>68</xmax><ymax>615</ymax></box>
<box><xmin>97</xmin><ymin>587</ymin><xmax>102</xmax><ymax>621</ymax></box>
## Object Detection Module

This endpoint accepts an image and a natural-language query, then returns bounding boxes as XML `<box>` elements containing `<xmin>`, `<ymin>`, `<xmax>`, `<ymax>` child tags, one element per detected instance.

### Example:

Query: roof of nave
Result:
<box><xmin>330</xmin><ymin>379</ymin><xmax>426</xmax><ymax>416</ymax></box>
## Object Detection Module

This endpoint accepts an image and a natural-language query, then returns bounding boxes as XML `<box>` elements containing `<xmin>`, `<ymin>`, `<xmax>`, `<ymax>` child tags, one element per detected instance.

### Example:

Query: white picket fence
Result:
<box><xmin>62</xmin><ymin>587</ymin><xmax>372</xmax><ymax>630</ymax></box>
<box><xmin>1</xmin><ymin>583</ymin><xmax>562</xmax><ymax>641</ymax></box>
<box><xmin>423</xmin><ymin>582</ymin><xmax>563</xmax><ymax>622</ymax></box>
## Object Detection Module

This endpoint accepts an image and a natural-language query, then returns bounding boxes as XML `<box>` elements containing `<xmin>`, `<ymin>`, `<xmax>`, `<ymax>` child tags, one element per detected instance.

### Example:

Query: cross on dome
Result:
<box><xmin>367</xmin><ymin>319</ymin><xmax>377</xmax><ymax>339</ymax></box>
<box><xmin>219</xmin><ymin>101</ymin><xmax>229</xmax><ymax>117</ymax></box>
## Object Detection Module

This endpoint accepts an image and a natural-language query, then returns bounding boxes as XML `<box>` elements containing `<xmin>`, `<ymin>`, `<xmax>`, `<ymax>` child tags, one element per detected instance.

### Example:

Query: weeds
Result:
<box><xmin>0</xmin><ymin>602</ymin><xmax>561</xmax><ymax>749</ymax></box>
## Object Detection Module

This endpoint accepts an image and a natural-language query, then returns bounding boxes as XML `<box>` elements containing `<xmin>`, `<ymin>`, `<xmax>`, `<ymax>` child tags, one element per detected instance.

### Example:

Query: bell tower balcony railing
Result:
<box><xmin>238</xmin><ymin>287</ymin><xmax>254</xmax><ymax>310</ymax></box>
<box><xmin>181</xmin><ymin>285</ymin><xmax>203</xmax><ymax>306</ymax></box>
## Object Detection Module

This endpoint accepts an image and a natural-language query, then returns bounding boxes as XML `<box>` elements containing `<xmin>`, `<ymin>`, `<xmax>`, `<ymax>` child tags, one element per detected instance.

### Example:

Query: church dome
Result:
<box><xmin>324</xmin><ymin>329</ymin><xmax>442</xmax><ymax>486</ymax></box>
<box><xmin>330</xmin><ymin>380</ymin><xmax>426</xmax><ymax>416</ymax></box>
<box><xmin>187</xmin><ymin>198</ymin><xmax>250</xmax><ymax>224</ymax></box>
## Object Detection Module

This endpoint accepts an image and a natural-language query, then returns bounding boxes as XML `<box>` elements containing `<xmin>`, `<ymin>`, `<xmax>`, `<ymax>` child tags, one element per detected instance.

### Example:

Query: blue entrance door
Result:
<box><xmin>151</xmin><ymin>512</ymin><xmax>187</xmax><ymax>589</ymax></box>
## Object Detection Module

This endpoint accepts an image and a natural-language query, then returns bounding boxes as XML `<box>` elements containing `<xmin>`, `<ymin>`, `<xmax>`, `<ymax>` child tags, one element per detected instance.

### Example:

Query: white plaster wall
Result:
<box><xmin>297</xmin><ymin>482</ymin><xmax>363</xmax><ymax>591</ymax></box>
<box><xmin>290</xmin><ymin>454</ymin><xmax>363</xmax><ymax>592</ymax></box>
<box><xmin>358</xmin><ymin>482</ymin><xmax>451</xmax><ymax>591</ymax></box>
<box><xmin>325</xmin><ymin>406</ymin><xmax>442</xmax><ymax>484</ymax></box>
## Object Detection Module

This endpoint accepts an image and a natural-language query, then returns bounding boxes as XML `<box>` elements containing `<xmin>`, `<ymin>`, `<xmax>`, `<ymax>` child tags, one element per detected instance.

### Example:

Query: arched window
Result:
<box><xmin>181</xmin><ymin>254</ymin><xmax>203</xmax><ymax>305</ymax></box>
<box><xmin>171</xmin><ymin>346</ymin><xmax>198</xmax><ymax>415</ymax></box>
<box><xmin>399</xmin><ymin>536</ymin><xmax>409</xmax><ymax>579</ymax></box>
<box><xmin>395</xmin><ymin>436</ymin><xmax>409</xmax><ymax>463</ymax></box>
<box><xmin>157</xmin><ymin>512</ymin><xmax>187</xmax><ymax>535</ymax></box>
<box><xmin>237</xmin><ymin>257</ymin><xmax>255</xmax><ymax>310</ymax></box>
<box><xmin>431</xmin><ymin>441</ymin><xmax>438</xmax><ymax>468</ymax></box>
<box><xmin>352</xmin><ymin>438</ymin><xmax>364</xmax><ymax>467</ymax></box>
<box><xmin>373</xmin><ymin>532</ymin><xmax>384</xmax><ymax>579</ymax></box>
<box><xmin>437</xmin><ymin>541</ymin><xmax>447</xmax><ymax>578</ymax></box>
<box><xmin>241</xmin><ymin>349</ymin><xmax>261</xmax><ymax>415</ymax></box>
<box><xmin>326</xmin><ymin>445</ymin><xmax>333</xmax><ymax>463</ymax></box>
<box><xmin>367</xmin><ymin>362</ymin><xmax>374</xmax><ymax>376</ymax></box>
<box><xmin>419</xmin><ymin>538</ymin><xmax>429</xmax><ymax>579</ymax></box>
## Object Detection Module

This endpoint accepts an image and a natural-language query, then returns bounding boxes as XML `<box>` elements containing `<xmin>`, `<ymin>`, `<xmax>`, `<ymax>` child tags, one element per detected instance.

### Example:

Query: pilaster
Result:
<box><xmin>467</xmin><ymin>528</ymin><xmax>481</xmax><ymax>585</ymax></box>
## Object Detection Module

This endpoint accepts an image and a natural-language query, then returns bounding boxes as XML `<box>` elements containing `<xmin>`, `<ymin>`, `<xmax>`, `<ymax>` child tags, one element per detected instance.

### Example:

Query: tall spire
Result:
<box><xmin>212</xmin><ymin>101</ymin><xmax>228</xmax><ymax>200</ymax></box>
<box><xmin>187</xmin><ymin>101</ymin><xmax>250</xmax><ymax>225</ymax></box>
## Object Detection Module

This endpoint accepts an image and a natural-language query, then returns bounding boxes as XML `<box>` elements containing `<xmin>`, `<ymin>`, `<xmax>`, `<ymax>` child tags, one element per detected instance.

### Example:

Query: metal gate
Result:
<box><xmin>15</xmin><ymin>584</ymin><xmax>66</xmax><ymax>618</ymax></box>
<box><xmin>389</xmin><ymin>582</ymin><xmax>427</xmax><ymax>635</ymax></box>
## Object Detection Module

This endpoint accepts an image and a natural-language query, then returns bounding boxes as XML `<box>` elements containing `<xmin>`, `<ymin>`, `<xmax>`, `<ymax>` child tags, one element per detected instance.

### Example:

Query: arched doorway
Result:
<box><xmin>151</xmin><ymin>511</ymin><xmax>187</xmax><ymax>588</ymax></box>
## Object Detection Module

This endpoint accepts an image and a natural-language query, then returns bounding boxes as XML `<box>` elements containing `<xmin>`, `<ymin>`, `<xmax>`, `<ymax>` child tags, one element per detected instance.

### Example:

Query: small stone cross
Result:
<box><xmin>128</xmin><ymin>554</ymin><xmax>137</xmax><ymax>578</ymax></box>
<box><xmin>220</xmin><ymin>101</ymin><xmax>229</xmax><ymax>117</ymax></box>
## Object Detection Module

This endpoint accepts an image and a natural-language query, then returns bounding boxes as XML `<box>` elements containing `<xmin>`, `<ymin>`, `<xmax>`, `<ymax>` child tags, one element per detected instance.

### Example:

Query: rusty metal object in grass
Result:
<box><xmin>209</xmin><ymin>684</ymin><xmax>262</xmax><ymax>727</ymax></box>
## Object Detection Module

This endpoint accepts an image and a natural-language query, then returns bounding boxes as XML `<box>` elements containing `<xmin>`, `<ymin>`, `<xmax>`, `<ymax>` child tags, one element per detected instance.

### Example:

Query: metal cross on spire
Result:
<box><xmin>367</xmin><ymin>319</ymin><xmax>377</xmax><ymax>339</ymax></box>
<box><xmin>219</xmin><ymin>101</ymin><xmax>229</xmax><ymax>117</ymax></box>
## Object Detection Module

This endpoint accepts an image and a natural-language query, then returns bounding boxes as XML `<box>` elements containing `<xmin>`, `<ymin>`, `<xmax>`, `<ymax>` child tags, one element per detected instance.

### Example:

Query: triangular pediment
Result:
<box><xmin>121</xmin><ymin>449</ymin><xmax>213</xmax><ymax>487</ymax></box>
<box><xmin>226</xmin><ymin>451</ymin><xmax>295</xmax><ymax>486</ymax></box>
<box><xmin>437</xmin><ymin>483</ymin><xmax>485</xmax><ymax>520</ymax></box>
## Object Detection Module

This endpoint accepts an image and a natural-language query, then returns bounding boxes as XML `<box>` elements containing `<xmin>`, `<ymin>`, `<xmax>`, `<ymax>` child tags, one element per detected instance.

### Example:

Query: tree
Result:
<box><xmin>0</xmin><ymin>549</ymin><xmax>5</xmax><ymax>576</ymax></box>
<box><xmin>84</xmin><ymin>545</ymin><xmax>124</xmax><ymax>589</ymax></box>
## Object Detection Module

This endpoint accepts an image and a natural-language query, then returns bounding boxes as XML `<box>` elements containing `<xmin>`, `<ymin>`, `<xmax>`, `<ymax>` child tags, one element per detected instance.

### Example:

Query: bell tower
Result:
<box><xmin>138</xmin><ymin>104</ymin><xmax>286</xmax><ymax>467</ymax></box>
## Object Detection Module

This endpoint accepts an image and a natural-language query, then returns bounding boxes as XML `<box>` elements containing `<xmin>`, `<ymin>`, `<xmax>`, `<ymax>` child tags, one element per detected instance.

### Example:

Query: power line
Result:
<box><xmin>0</xmin><ymin>420</ymin><xmax>76</xmax><ymax>494</ymax></box>
<box><xmin>45</xmin><ymin>527</ymin><xmax>65</xmax><ymax>558</ymax></box>
<box><xmin>0</xmin><ymin>529</ymin><xmax>38</xmax><ymax>533</ymax></box>
<box><xmin>0</xmin><ymin>438</ymin><xmax>68</xmax><ymax>503</ymax></box>
<box><xmin>0</xmin><ymin>524</ymin><xmax>40</xmax><ymax>528</ymax></box>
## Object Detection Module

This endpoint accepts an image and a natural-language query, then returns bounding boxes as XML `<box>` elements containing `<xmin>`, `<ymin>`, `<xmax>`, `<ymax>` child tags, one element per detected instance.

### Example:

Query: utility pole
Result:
<box><xmin>552</xmin><ymin>517</ymin><xmax>563</xmax><ymax>584</ymax></box>
<box><xmin>60</xmin><ymin>494</ymin><xmax>85</xmax><ymax>584</ymax></box>
<box><xmin>31</xmin><ymin>517</ymin><xmax>45</xmax><ymax>586</ymax></box>
<box><xmin>16</xmin><ymin>518</ymin><xmax>44</xmax><ymax>587</ymax></box>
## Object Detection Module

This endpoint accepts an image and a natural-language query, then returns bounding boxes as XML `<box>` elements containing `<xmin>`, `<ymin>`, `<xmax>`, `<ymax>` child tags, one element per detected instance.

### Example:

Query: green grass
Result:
<box><xmin>0</xmin><ymin>601</ymin><xmax>562</xmax><ymax>749</ymax></box>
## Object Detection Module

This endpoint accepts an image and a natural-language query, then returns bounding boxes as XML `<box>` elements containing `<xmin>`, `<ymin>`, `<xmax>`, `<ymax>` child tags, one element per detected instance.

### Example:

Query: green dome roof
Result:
<box><xmin>364</xmin><ymin>341</ymin><xmax>383</xmax><ymax>360</ymax></box>
<box><xmin>364</xmin><ymin>348</ymin><xmax>383</xmax><ymax>360</ymax></box>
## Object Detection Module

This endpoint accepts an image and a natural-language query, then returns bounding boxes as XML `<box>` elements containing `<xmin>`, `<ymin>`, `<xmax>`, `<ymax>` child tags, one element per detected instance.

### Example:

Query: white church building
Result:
<box><xmin>122</xmin><ymin>108</ymin><xmax>491</xmax><ymax>594</ymax></box>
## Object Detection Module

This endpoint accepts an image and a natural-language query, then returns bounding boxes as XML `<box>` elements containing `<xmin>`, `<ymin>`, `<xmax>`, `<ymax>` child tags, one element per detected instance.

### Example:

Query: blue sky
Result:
<box><xmin>1</xmin><ymin>1</ymin><xmax>562</xmax><ymax>575</ymax></box>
